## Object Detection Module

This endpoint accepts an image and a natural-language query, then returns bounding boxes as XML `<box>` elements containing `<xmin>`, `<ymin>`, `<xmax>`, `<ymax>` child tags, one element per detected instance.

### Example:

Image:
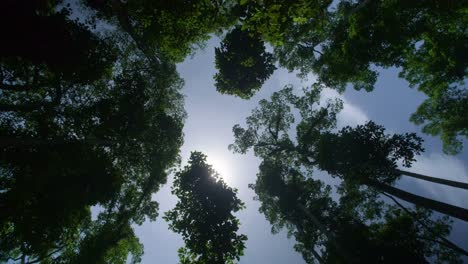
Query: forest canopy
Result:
<box><xmin>0</xmin><ymin>0</ymin><xmax>466</xmax><ymax>263</ymax></box>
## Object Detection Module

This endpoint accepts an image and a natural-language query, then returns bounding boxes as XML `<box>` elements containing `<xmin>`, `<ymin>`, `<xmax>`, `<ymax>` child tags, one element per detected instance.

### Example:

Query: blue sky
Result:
<box><xmin>134</xmin><ymin>37</ymin><xmax>468</xmax><ymax>263</ymax></box>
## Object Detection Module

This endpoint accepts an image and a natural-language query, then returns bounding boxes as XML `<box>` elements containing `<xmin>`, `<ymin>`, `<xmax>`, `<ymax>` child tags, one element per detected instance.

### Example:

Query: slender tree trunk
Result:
<box><xmin>367</xmin><ymin>180</ymin><xmax>468</xmax><ymax>222</ymax></box>
<box><xmin>295</xmin><ymin>203</ymin><xmax>354</xmax><ymax>262</ymax></box>
<box><xmin>397</xmin><ymin>169</ymin><xmax>468</xmax><ymax>190</ymax></box>
<box><xmin>295</xmin><ymin>220</ymin><xmax>324</xmax><ymax>264</ymax></box>
<box><xmin>381</xmin><ymin>192</ymin><xmax>468</xmax><ymax>256</ymax></box>
<box><xmin>311</xmin><ymin>248</ymin><xmax>324</xmax><ymax>264</ymax></box>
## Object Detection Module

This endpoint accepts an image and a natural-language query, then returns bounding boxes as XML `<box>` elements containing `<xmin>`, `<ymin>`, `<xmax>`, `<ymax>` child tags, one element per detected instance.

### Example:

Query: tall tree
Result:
<box><xmin>230</xmin><ymin>85</ymin><xmax>468</xmax><ymax>221</ymax></box>
<box><xmin>230</xmin><ymin>85</ymin><xmax>467</xmax><ymax>262</ymax></box>
<box><xmin>0</xmin><ymin>0</ymin><xmax>116</xmax><ymax>85</ymax></box>
<box><xmin>84</xmin><ymin>0</ymin><xmax>239</xmax><ymax>63</ymax></box>
<box><xmin>223</xmin><ymin>0</ymin><xmax>468</xmax><ymax>153</ymax></box>
<box><xmin>0</xmin><ymin>14</ymin><xmax>185</xmax><ymax>261</ymax></box>
<box><xmin>214</xmin><ymin>27</ymin><xmax>276</xmax><ymax>99</ymax></box>
<box><xmin>164</xmin><ymin>152</ymin><xmax>247</xmax><ymax>264</ymax></box>
<box><xmin>250</xmin><ymin>157</ymin><xmax>462</xmax><ymax>263</ymax></box>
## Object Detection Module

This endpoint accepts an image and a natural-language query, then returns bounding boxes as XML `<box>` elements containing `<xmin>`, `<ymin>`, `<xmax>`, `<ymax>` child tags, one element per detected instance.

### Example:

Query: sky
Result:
<box><xmin>134</xmin><ymin>37</ymin><xmax>468</xmax><ymax>263</ymax></box>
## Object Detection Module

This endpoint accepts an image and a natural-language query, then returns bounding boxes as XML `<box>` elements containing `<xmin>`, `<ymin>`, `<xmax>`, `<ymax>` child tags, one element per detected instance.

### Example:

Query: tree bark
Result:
<box><xmin>397</xmin><ymin>169</ymin><xmax>468</xmax><ymax>190</ymax></box>
<box><xmin>367</xmin><ymin>180</ymin><xmax>468</xmax><ymax>222</ymax></box>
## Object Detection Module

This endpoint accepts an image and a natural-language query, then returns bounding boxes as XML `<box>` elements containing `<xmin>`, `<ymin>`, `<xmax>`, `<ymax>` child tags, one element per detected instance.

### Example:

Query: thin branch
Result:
<box><xmin>110</xmin><ymin>0</ymin><xmax>161</xmax><ymax>67</ymax></box>
<box><xmin>0</xmin><ymin>84</ymin><xmax>62</xmax><ymax>112</ymax></box>
<box><xmin>26</xmin><ymin>245</ymin><xmax>65</xmax><ymax>264</ymax></box>
<box><xmin>303</xmin><ymin>108</ymin><xmax>328</xmax><ymax>140</ymax></box>
<box><xmin>313</xmin><ymin>48</ymin><xmax>323</xmax><ymax>56</ymax></box>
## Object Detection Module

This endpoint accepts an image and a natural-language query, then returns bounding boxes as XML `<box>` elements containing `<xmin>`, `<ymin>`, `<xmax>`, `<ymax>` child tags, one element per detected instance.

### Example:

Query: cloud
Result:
<box><xmin>321</xmin><ymin>88</ymin><xmax>369</xmax><ymax>127</ymax></box>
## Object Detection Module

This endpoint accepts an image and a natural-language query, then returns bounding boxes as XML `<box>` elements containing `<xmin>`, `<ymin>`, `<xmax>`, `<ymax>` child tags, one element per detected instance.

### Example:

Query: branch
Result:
<box><xmin>0</xmin><ymin>84</ymin><xmax>62</xmax><ymax>112</ymax></box>
<box><xmin>295</xmin><ymin>223</ymin><xmax>324</xmax><ymax>264</ymax></box>
<box><xmin>25</xmin><ymin>245</ymin><xmax>65</xmax><ymax>264</ymax></box>
<box><xmin>313</xmin><ymin>49</ymin><xmax>324</xmax><ymax>57</ymax></box>
<box><xmin>110</xmin><ymin>0</ymin><xmax>161</xmax><ymax>67</ymax></box>
<box><xmin>303</xmin><ymin>108</ymin><xmax>329</xmax><ymax>140</ymax></box>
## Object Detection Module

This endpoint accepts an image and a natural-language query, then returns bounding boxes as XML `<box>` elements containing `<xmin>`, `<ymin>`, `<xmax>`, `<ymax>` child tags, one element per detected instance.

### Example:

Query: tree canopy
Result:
<box><xmin>164</xmin><ymin>152</ymin><xmax>247</xmax><ymax>264</ymax></box>
<box><xmin>221</xmin><ymin>0</ymin><xmax>467</xmax><ymax>153</ymax></box>
<box><xmin>214</xmin><ymin>27</ymin><xmax>276</xmax><ymax>99</ymax></box>
<box><xmin>231</xmin><ymin>85</ymin><xmax>466</xmax><ymax>263</ymax></box>
<box><xmin>1</xmin><ymin>0</ymin><xmax>467</xmax><ymax>263</ymax></box>
<box><xmin>0</xmin><ymin>0</ymin><xmax>186</xmax><ymax>261</ymax></box>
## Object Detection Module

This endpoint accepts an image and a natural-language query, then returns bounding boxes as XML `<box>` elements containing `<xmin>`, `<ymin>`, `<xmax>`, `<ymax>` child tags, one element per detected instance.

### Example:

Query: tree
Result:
<box><xmin>164</xmin><ymin>152</ymin><xmax>247</xmax><ymax>264</ymax></box>
<box><xmin>322</xmin><ymin>207</ymin><xmax>461</xmax><ymax>264</ymax></box>
<box><xmin>214</xmin><ymin>27</ymin><xmax>276</xmax><ymax>99</ymax></box>
<box><xmin>230</xmin><ymin>0</ymin><xmax>468</xmax><ymax>153</ymax></box>
<box><xmin>250</xmin><ymin>158</ymin><xmax>462</xmax><ymax>264</ymax></box>
<box><xmin>0</xmin><ymin>16</ymin><xmax>185</xmax><ymax>260</ymax></box>
<box><xmin>0</xmin><ymin>0</ymin><xmax>116</xmax><ymax>85</ymax></box>
<box><xmin>84</xmin><ymin>0</ymin><xmax>238</xmax><ymax>63</ymax></box>
<box><xmin>231</xmin><ymin>85</ymin><xmax>468</xmax><ymax>221</ymax></box>
<box><xmin>230</xmin><ymin>85</ymin><xmax>467</xmax><ymax>262</ymax></box>
<box><xmin>410</xmin><ymin>88</ymin><xmax>468</xmax><ymax>155</ymax></box>
<box><xmin>251</xmin><ymin>159</ymin><xmax>337</xmax><ymax>263</ymax></box>
<box><xmin>0</xmin><ymin>0</ymin><xmax>248</xmax><ymax>262</ymax></box>
<box><xmin>313</xmin><ymin>121</ymin><xmax>468</xmax><ymax>191</ymax></box>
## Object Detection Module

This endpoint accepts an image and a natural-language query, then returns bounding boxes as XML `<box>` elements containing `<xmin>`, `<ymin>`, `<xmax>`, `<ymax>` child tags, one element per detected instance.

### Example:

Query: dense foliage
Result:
<box><xmin>214</xmin><ymin>27</ymin><xmax>276</xmax><ymax>98</ymax></box>
<box><xmin>0</xmin><ymin>0</ymin><xmax>188</xmax><ymax>262</ymax></box>
<box><xmin>230</xmin><ymin>0</ymin><xmax>467</xmax><ymax>153</ymax></box>
<box><xmin>231</xmin><ymin>85</ymin><xmax>466</xmax><ymax>262</ymax></box>
<box><xmin>1</xmin><ymin>0</ymin><xmax>466</xmax><ymax>263</ymax></box>
<box><xmin>164</xmin><ymin>152</ymin><xmax>247</xmax><ymax>264</ymax></box>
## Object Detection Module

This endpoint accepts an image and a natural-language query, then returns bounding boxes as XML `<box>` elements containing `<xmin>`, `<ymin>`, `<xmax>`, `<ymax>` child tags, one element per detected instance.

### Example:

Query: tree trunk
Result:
<box><xmin>295</xmin><ymin>203</ymin><xmax>356</xmax><ymax>262</ymax></box>
<box><xmin>381</xmin><ymin>192</ymin><xmax>468</xmax><ymax>256</ymax></box>
<box><xmin>110</xmin><ymin>0</ymin><xmax>160</xmax><ymax>67</ymax></box>
<box><xmin>367</xmin><ymin>180</ymin><xmax>468</xmax><ymax>222</ymax></box>
<box><xmin>294</xmin><ymin>219</ymin><xmax>324</xmax><ymax>264</ymax></box>
<box><xmin>397</xmin><ymin>169</ymin><xmax>468</xmax><ymax>190</ymax></box>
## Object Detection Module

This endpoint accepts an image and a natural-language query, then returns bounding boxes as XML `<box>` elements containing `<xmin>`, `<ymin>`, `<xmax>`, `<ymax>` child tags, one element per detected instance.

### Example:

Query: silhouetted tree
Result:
<box><xmin>164</xmin><ymin>152</ymin><xmax>247</xmax><ymax>264</ymax></box>
<box><xmin>0</xmin><ymin>18</ymin><xmax>185</xmax><ymax>262</ymax></box>
<box><xmin>250</xmin><ymin>158</ymin><xmax>462</xmax><ymax>264</ymax></box>
<box><xmin>231</xmin><ymin>85</ymin><xmax>466</xmax><ymax>262</ymax></box>
<box><xmin>214</xmin><ymin>27</ymin><xmax>276</xmax><ymax>99</ymax></box>
<box><xmin>85</xmin><ymin>0</ymin><xmax>238</xmax><ymax>63</ymax></box>
<box><xmin>229</xmin><ymin>0</ymin><xmax>467</xmax><ymax>153</ymax></box>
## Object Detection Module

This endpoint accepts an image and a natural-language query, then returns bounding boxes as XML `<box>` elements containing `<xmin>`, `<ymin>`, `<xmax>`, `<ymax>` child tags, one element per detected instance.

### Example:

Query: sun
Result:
<box><xmin>206</xmin><ymin>155</ymin><xmax>233</xmax><ymax>185</ymax></box>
